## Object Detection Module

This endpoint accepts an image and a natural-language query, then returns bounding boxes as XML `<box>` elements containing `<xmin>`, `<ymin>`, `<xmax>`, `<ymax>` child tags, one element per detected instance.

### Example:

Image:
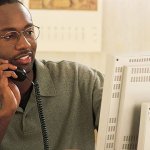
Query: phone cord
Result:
<box><xmin>33</xmin><ymin>80</ymin><xmax>50</xmax><ymax>150</ymax></box>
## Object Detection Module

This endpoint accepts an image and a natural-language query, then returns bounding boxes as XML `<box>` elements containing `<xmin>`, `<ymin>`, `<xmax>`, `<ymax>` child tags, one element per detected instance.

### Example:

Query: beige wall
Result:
<box><xmin>36</xmin><ymin>51</ymin><xmax>105</xmax><ymax>72</ymax></box>
<box><xmin>36</xmin><ymin>0</ymin><xmax>150</xmax><ymax>74</ymax></box>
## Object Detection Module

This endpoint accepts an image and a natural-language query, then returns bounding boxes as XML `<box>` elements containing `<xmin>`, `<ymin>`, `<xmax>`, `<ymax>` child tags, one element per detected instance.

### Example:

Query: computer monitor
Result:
<box><xmin>137</xmin><ymin>102</ymin><xmax>150</xmax><ymax>150</ymax></box>
<box><xmin>96</xmin><ymin>53</ymin><xmax>150</xmax><ymax>150</ymax></box>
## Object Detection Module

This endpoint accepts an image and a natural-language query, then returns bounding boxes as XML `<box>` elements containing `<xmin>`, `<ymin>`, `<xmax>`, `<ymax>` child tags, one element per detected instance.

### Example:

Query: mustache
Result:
<box><xmin>9</xmin><ymin>50</ymin><xmax>32</xmax><ymax>63</ymax></box>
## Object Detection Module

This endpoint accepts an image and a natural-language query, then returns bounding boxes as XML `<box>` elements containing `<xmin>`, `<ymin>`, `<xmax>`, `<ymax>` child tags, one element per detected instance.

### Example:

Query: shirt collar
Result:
<box><xmin>34</xmin><ymin>59</ymin><xmax>57</xmax><ymax>97</ymax></box>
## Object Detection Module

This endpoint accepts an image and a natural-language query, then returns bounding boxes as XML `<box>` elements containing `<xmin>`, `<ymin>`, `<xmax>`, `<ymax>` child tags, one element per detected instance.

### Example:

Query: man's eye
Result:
<box><xmin>3</xmin><ymin>32</ymin><xmax>17</xmax><ymax>40</ymax></box>
<box><xmin>25</xmin><ymin>30</ymin><xmax>34</xmax><ymax>36</ymax></box>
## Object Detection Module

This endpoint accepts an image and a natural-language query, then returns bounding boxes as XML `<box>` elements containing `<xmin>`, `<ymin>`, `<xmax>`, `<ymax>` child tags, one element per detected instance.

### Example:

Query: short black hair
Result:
<box><xmin>0</xmin><ymin>0</ymin><xmax>32</xmax><ymax>21</ymax></box>
<box><xmin>0</xmin><ymin>0</ymin><xmax>23</xmax><ymax>6</ymax></box>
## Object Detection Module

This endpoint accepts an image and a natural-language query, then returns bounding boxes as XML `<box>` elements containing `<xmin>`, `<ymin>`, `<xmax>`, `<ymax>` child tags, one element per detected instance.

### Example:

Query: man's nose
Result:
<box><xmin>15</xmin><ymin>33</ymin><xmax>31</xmax><ymax>50</ymax></box>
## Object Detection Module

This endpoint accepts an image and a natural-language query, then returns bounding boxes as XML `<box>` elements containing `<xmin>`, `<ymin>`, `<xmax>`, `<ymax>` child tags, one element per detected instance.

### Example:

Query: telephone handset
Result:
<box><xmin>6</xmin><ymin>67</ymin><xmax>27</xmax><ymax>81</ymax></box>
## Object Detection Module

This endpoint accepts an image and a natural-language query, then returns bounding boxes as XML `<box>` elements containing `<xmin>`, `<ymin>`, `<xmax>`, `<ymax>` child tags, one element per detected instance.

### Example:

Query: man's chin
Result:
<box><xmin>16</xmin><ymin>62</ymin><xmax>34</xmax><ymax>74</ymax></box>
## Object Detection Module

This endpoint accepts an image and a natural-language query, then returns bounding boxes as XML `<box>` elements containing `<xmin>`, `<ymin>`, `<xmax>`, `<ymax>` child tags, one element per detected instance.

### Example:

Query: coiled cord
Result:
<box><xmin>33</xmin><ymin>80</ymin><xmax>50</xmax><ymax>150</ymax></box>
<box><xmin>8</xmin><ymin>68</ymin><xmax>50</xmax><ymax>149</ymax></box>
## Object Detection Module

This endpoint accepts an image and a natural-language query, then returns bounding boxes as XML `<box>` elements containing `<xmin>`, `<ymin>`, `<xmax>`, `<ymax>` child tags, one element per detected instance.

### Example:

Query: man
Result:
<box><xmin>0</xmin><ymin>0</ymin><xmax>103</xmax><ymax>150</ymax></box>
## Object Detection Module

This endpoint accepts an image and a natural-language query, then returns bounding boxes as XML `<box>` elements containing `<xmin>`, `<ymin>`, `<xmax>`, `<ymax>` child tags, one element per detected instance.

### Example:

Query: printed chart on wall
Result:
<box><xmin>23</xmin><ymin>0</ymin><xmax>102</xmax><ymax>52</ymax></box>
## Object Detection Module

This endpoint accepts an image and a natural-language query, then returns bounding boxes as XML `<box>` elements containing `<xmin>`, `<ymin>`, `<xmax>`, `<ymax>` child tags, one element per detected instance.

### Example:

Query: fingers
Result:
<box><xmin>0</xmin><ymin>59</ymin><xmax>8</xmax><ymax>64</ymax></box>
<box><xmin>0</xmin><ymin>59</ymin><xmax>21</xmax><ymax>114</ymax></box>
<box><xmin>0</xmin><ymin>70</ymin><xmax>18</xmax><ymax>79</ymax></box>
<box><xmin>0</xmin><ymin>58</ymin><xmax>17</xmax><ymax>79</ymax></box>
<box><xmin>0</xmin><ymin>63</ymin><xmax>17</xmax><ymax>71</ymax></box>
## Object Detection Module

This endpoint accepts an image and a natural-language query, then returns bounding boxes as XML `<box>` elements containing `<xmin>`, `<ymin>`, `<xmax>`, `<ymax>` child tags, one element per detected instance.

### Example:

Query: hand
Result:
<box><xmin>0</xmin><ymin>59</ymin><xmax>21</xmax><ymax>117</ymax></box>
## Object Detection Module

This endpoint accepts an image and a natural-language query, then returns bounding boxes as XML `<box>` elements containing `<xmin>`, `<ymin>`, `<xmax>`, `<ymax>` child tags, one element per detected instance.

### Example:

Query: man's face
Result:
<box><xmin>0</xmin><ymin>3</ymin><xmax>37</xmax><ymax>73</ymax></box>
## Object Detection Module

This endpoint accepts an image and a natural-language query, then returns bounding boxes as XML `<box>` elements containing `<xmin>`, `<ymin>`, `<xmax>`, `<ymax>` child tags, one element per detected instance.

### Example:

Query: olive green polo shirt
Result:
<box><xmin>0</xmin><ymin>59</ymin><xmax>103</xmax><ymax>150</ymax></box>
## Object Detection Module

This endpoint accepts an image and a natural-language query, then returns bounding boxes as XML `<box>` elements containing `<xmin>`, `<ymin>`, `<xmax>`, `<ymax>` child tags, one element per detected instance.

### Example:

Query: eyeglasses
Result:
<box><xmin>0</xmin><ymin>25</ymin><xmax>40</xmax><ymax>45</ymax></box>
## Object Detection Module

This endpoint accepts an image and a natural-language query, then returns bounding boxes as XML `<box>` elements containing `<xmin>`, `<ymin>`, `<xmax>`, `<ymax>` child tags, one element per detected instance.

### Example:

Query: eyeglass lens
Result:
<box><xmin>1</xmin><ymin>25</ymin><xmax>40</xmax><ymax>43</ymax></box>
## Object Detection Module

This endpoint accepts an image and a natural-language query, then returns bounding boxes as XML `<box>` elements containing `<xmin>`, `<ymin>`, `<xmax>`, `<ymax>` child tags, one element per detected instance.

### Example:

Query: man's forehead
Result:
<box><xmin>0</xmin><ymin>3</ymin><xmax>32</xmax><ymax>29</ymax></box>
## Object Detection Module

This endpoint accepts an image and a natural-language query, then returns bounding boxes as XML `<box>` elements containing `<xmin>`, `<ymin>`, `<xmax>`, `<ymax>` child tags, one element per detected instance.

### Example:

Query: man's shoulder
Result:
<box><xmin>40</xmin><ymin>59</ymin><xmax>98</xmax><ymax>74</ymax></box>
<box><xmin>41</xmin><ymin>59</ymin><xmax>85</xmax><ymax>68</ymax></box>
<box><xmin>36</xmin><ymin>59</ymin><xmax>103</xmax><ymax>82</ymax></box>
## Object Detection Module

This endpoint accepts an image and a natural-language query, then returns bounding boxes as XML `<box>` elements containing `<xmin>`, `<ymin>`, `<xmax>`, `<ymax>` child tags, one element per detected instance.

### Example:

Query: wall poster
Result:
<box><xmin>22</xmin><ymin>0</ymin><xmax>102</xmax><ymax>52</ymax></box>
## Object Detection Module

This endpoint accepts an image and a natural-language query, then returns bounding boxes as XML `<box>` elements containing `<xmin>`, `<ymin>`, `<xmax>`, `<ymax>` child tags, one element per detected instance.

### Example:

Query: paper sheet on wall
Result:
<box><xmin>22</xmin><ymin>0</ymin><xmax>102</xmax><ymax>52</ymax></box>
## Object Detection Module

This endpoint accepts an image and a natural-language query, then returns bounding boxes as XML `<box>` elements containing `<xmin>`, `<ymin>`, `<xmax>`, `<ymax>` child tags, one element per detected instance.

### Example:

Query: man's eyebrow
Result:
<box><xmin>24</xmin><ymin>23</ymin><xmax>34</xmax><ymax>29</ymax></box>
<box><xmin>0</xmin><ymin>23</ymin><xmax>34</xmax><ymax>32</ymax></box>
<box><xmin>0</xmin><ymin>27</ymin><xmax>17</xmax><ymax>32</ymax></box>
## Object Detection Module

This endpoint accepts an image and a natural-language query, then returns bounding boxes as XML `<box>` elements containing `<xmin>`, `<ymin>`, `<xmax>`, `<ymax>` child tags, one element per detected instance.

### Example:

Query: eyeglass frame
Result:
<box><xmin>0</xmin><ymin>25</ymin><xmax>40</xmax><ymax>44</ymax></box>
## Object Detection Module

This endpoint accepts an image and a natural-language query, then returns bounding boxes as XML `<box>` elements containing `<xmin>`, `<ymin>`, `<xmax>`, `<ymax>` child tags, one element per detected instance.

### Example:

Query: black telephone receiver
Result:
<box><xmin>6</xmin><ymin>67</ymin><xmax>27</xmax><ymax>82</ymax></box>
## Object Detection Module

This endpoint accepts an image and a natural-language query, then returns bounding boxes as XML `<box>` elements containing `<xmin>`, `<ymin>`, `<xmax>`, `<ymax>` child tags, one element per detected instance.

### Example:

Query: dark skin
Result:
<box><xmin>0</xmin><ymin>3</ymin><xmax>37</xmax><ymax>142</ymax></box>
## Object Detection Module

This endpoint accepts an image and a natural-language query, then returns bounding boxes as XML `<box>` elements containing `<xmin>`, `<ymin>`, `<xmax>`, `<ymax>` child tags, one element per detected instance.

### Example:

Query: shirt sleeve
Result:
<box><xmin>92</xmin><ymin>70</ymin><xmax>104</xmax><ymax>130</ymax></box>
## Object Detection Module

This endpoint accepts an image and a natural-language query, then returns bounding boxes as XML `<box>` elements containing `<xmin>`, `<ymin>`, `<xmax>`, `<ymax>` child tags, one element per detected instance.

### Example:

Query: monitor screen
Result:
<box><xmin>96</xmin><ymin>53</ymin><xmax>150</xmax><ymax>150</ymax></box>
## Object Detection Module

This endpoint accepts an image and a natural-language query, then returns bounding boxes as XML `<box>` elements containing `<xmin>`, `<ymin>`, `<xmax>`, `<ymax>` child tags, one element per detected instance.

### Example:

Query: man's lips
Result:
<box><xmin>12</xmin><ymin>52</ymin><xmax>32</xmax><ymax>65</ymax></box>
<box><xmin>15</xmin><ymin>55</ymin><xmax>32</xmax><ymax>64</ymax></box>
<box><xmin>14</xmin><ymin>51</ymin><xmax>32</xmax><ymax>60</ymax></box>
